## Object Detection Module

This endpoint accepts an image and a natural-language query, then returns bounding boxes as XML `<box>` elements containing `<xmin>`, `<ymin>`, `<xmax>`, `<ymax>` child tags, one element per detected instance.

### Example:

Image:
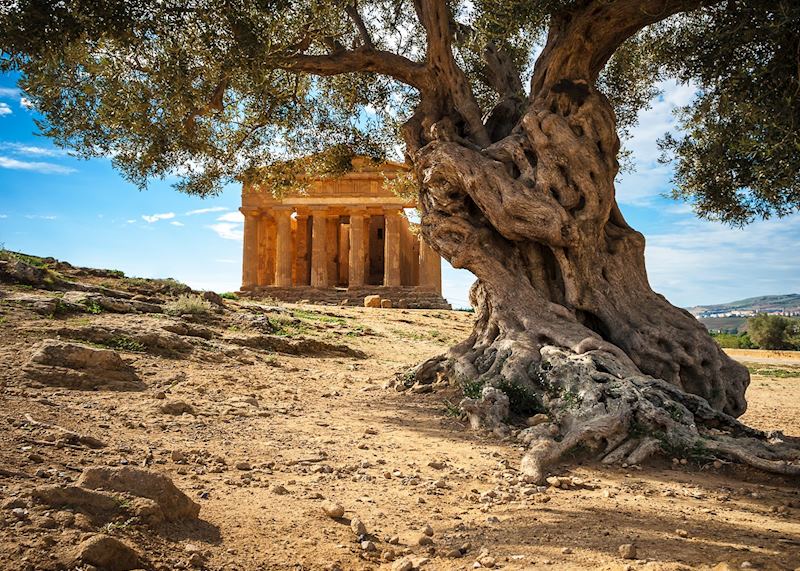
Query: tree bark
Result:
<box><xmin>396</xmin><ymin>0</ymin><xmax>798</xmax><ymax>480</ymax></box>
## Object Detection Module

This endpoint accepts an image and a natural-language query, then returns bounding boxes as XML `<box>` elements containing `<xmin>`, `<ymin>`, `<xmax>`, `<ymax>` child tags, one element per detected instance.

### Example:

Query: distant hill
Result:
<box><xmin>688</xmin><ymin>293</ymin><xmax>800</xmax><ymax>317</ymax></box>
<box><xmin>687</xmin><ymin>293</ymin><xmax>800</xmax><ymax>333</ymax></box>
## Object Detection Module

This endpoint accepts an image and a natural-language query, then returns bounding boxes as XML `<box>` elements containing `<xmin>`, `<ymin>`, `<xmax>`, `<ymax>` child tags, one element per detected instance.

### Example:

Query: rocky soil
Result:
<box><xmin>0</xmin><ymin>252</ymin><xmax>798</xmax><ymax>571</ymax></box>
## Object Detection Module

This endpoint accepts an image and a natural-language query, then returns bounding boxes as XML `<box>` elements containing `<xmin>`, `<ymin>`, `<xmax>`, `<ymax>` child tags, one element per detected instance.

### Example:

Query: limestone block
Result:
<box><xmin>364</xmin><ymin>295</ymin><xmax>381</xmax><ymax>308</ymax></box>
<box><xmin>380</xmin><ymin>299</ymin><xmax>393</xmax><ymax>309</ymax></box>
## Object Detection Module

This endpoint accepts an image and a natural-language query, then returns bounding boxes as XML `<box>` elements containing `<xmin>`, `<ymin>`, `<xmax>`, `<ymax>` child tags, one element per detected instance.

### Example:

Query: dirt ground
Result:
<box><xmin>0</xmin><ymin>259</ymin><xmax>798</xmax><ymax>571</ymax></box>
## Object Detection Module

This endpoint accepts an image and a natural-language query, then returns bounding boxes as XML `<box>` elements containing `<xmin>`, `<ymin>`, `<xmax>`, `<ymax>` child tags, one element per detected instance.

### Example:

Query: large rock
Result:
<box><xmin>31</xmin><ymin>485</ymin><xmax>119</xmax><ymax>514</ymax></box>
<box><xmin>364</xmin><ymin>295</ymin><xmax>381</xmax><ymax>308</ymax></box>
<box><xmin>77</xmin><ymin>466</ymin><xmax>200</xmax><ymax>521</ymax></box>
<box><xmin>23</xmin><ymin>340</ymin><xmax>142</xmax><ymax>391</ymax></box>
<box><xmin>71</xmin><ymin>534</ymin><xmax>141</xmax><ymax>571</ymax></box>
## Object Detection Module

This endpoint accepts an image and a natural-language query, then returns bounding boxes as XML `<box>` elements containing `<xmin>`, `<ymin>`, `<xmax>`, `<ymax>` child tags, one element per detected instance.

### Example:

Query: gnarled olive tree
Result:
<box><xmin>3</xmin><ymin>0</ymin><xmax>799</xmax><ymax>479</ymax></box>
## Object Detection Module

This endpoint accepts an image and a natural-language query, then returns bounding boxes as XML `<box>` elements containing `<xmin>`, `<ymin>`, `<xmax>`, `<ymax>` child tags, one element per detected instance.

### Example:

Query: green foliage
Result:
<box><xmin>747</xmin><ymin>314</ymin><xmax>800</xmax><ymax>350</ymax></box>
<box><xmin>84</xmin><ymin>300</ymin><xmax>104</xmax><ymax>315</ymax></box>
<box><xmin>220</xmin><ymin>292</ymin><xmax>239</xmax><ymax>300</ymax></box>
<box><xmin>107</xmin><ymin>336</ymin><xmax>146</xmax><ymax>352</ymax></box>
<box><xmin>655</xmin><ymin>0</ymin><xmax>800</xmax><ymax>224</ymax></box>
<box><xmin>710</xmin><ymin>331</ymin><xmax>754</xmax><ymax>349</ymax></box>
<box><xmin>165</xmin><ymin>294</ymin><xmax>213</xmax><ymax>316</ymax></box>
<box><xmin>0</xmin><ymin>0</ymin><xmax>797</xmax><ymax>228</ymax></box>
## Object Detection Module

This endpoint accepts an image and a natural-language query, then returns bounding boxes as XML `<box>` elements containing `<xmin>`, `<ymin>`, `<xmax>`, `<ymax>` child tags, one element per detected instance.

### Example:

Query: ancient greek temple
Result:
<box><xmin>239</xmin><ymin>158</ymin><xmax>450</xmax><ymax>309</ymax></box>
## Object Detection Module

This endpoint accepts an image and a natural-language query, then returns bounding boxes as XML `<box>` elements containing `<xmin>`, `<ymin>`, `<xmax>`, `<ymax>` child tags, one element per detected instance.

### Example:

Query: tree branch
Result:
<box><xmin>415</xmin><ymin>0</ymin><xmax>491</xmax><ymax>147</ymax></box>
<box><xmin>273</xmin><ymin>48</ymin><xmax>431</xmax><ymax>92</ymax></box>
<box><xmin>531</xmin><ymin>0</ymin><xmax>721</xmax><ymax>97</ymax></box>
<box><xmin>345</xmin><ymin>3</ymin><xmax>374</xmax><ymax>49</ymax></box>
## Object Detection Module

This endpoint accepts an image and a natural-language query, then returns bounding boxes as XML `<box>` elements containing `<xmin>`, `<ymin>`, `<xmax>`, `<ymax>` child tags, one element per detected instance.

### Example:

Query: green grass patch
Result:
<box><xmin>747</xmin><ymin>366</ymin><xmax>800</xmax><ymax>379</ymax></box>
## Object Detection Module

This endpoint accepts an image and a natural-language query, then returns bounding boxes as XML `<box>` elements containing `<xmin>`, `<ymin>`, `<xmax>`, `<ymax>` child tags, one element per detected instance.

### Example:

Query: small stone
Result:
<box><xmin>11</xmin><ymin>508</ymin><xmax>27</xmax><ymax>520</ymax></box>
<box><xmin>388</xmin><ymin>536</ymin><xmax>400</xmax><ymax>545</ymax></box>
<box><xmin>380</xmin><ymin>299</ymin><xmax>393</xmax><ymax>309</ymax></box>
<box><xmin>154</xmin><ymin>391</ymin><xmax>166</xmax><ymax>400</ymax></box>
<box><xmin>416</xmin><ymin>534</ymin><xmax>434</xmax><ymax>546</ymax></box>
<box><xmin>392</xmin><ymin>558</ymin><xmax>413</xmax><ymax>571</ymax></box>
<box><xmin>361</xmin><ymin>540</ymin><xmax>377</xmax><ymax>552</ymax></box>
<box><xmin>445</xmin><ymin>548</ymin><xmax>462</xmax><ymax>558</ymax></box>
<box><xmin>421</xmin><ymin>524</ymin><xmax>434</xmax><ymax>536</ymax></box>
<box><xmin>713</xmin><ymin>460</ymin><xmax>723</xmax><ymax>469</ymax></box>
<box><xmin>188</xmin><ymin>552</ymin><xmax>204</xmax><ymax>568</ymax></box>
<box><xmin>321</xmin><ymin>501</ymin><xmax>345</xmax><ymax>519</ymax></box>
<box><xmin>561</xmin><ymin>547</ymin><xmax>573</xmax><ymax>554</ymax></box>
<box><xmin>478</xmin><ymin>556</ymin><xmax>496</xmax><ymax>568</ymax></box>
<box><xmin>235</xmin><ymin>461</ymin><xmax>252</xmax><ymax>471</ymax></box>
<box><xmin>618</xmin><ymin>544</ymin><xmax>637</xmax><ymax>560</ymax></box>
<box><xmin>271</xmin><ymin>484</ymin><xmax>289</xmax><ymax>495</ymax></box>
<box><xmin>740</xmin><ymin>562</ymin><xmax>753</xmax><ymax>569</ymax></box>
<box><xmin>73</xmin><ymin>534</ymin><xmax>140</xmax><ymax>571</ymax></box>
<box><xmin>676</xmin><ymin>528</ymin><xmax>690</xmax><ymax>538</ymax></box>
<box><xmin>350</xmin><ymin>517</ymin><xmax>367</xmax><ymax>536</ymax></box>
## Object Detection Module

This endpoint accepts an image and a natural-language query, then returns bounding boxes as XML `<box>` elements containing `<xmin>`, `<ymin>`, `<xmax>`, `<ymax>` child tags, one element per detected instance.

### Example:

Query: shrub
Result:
<box><xmin>165</xmin><ymin>294</ymin><xmax>213</xmax><ymax>316</ymax></box>
<box><xmin>220</xmin><ymin>292</ymin><xmax>239</xmax><ymax>300</ymax></box>
<box><xmin>711</xmin><ymin>332</ymin><xmax>754</xmax><ymax>349</ymax></box>
<box><xmin>747</xmin><ymin>314</ymin><xmax>800</xmax><ymax>350</ymax></box>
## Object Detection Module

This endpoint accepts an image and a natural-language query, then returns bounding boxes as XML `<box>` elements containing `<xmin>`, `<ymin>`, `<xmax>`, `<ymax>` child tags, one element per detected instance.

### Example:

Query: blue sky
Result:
<box><xmin>1</xmin><ymin>74</ymin><xmax>798</xmax><ymax>308</ymax></box>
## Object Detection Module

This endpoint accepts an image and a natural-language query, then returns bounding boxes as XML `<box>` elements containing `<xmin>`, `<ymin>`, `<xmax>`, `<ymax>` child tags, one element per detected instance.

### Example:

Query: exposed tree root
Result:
<box><xmin>434</xmin><ymin>344</ymin><xmax>800</xmax><ymax>483</ymax></box>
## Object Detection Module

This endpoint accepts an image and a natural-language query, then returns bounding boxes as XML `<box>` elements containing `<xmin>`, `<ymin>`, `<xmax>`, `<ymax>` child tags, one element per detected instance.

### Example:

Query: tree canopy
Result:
<box><xmin>1</xmin><ymin>0</ymin><xmax>798</xmax><ymax>223</ymax></box>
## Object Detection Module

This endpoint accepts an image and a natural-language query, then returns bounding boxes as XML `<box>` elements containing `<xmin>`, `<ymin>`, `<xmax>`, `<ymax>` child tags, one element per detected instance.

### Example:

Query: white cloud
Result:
<box><xmin>645</xmin><ymin>215</ymin><xmax>800</xmax><ymax>307</ymax></box>
<box><xmin>170</xmin><ymin>221</ymin><xmax>184</xmax><ymax>227</ymax></box>
<box><xmin>142</xmin><ymin>212</ymin><xmax>176</xmax><ymax>223</ymax></box>
<box><xmin>0</xmin><ymin>88</ymin><xmax>20</xmax><ymax>99</ymax></box>
<box><xmin>25</xmin><ymin>214</ymin><xmax>57</xmax><ymax>220</ymax></box>
<box><xmin>616</xmin><ymin>79</ymin><xmax>697</xmax><ymax>207</ymax></box>
<box><xmin>215</xmin><ymin>258</ymin><xmax>237</xmax><ymax>264</ymax></box>
<box><xmin>0</xmin><ymin>103</ymin><xmax>12</xmax><ymax>116</ymax></box>
<box><xmin>0</xmin><ymin>142</ymin><xmax>67</xmax><ymax>157</ymax></box>
<box><xmin>216</xmin><ymin>211</ymin><xmax>243</xmax><ymax>223</ymax></box>
<box><xmin>0</xmin><ymin>214</ymin><xmax>8</xmax><ymax>219</ymax></box>
<box><xmin>0</xmin><ymin>156</ymin><xmax>76</xmax><ymax>174</ymax></box>
<box><xmin>185</xmin><ymin>206</ymin><xmax>229</xmax><ymax>216</ymax></box>
<box><xmin>125</xmin><ymin>219</ymin><xmax>136</xmax><ymax>224</ymax></box>
<box><xmin>208</xmin><ymin>222</ymin><xmax>243</xmax><ymax>241</ymax></box>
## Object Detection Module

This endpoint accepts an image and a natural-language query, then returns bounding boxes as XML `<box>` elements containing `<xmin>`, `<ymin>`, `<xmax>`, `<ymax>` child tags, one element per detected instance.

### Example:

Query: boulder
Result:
<box><xmin>380</xmin><ymin>299</ymin><xmax>393</xmax><ymax>309</ymax></box>
<box><xmin>77</xmin><ymin>466</ymin><xmax>200</xmax><ymax>521</ymax></box>
<box><xmin>23</xmin><ymin>340</ymin><xmax>142</xmax><ymax>391</ymax></box>
<box><xmin>71</xmin><ymin>534</ymin><xmax>141</xmax><ymax>571</ymax></box>
<box><xmin>31</xmin><ymin>485</ymin><xmax>119</xmax><ymax>514</ymax></box>
<box><xmin>364</xmin><ymin>295</ymin><xmax>381</xmax><ymax>308</ymax></box>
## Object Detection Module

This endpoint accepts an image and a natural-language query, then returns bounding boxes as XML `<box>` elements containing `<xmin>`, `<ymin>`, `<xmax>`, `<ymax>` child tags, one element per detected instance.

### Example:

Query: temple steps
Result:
<box><xmin>239</xmin><ymin>286</ymin><xmax>452</xmax><ymax>310</ymax></box>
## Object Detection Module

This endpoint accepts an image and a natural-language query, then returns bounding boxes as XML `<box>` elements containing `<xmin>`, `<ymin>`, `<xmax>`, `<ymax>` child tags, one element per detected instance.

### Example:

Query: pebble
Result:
<box><xmin>321</xmin><ymin>501</ymin><xmax>345</xmax><ymax>519</ymax></box>
<box><xmin>421</xmin><ymin>524</ymin><xmax>433</xmax><ymax>536</ymax></box>
<box><xmin>618</xmin><ymin>544</ymin><xmax>637</xmax><ymax>559</ymax></box>
<box><xmin>361</xmin><ymin>540</ymin><xmax>377</xmax><ymax>552</ymax></box>
<box><xmin>350</xmin><ymin>517</ymin><xmax>367</xmax><ymax>536</ymax></box>
<box><xmin>271</xmin><ymin>484</ymin><xmax>289</xmax><ymax>495</ymax></box>
<box><xmin>477</xmin><ymin>555</ymin><xmax>496</xmax><ymax>568</ymax></box>
<box><xmin>392</xmin><ymin>558</ymin><xmax>413</xmax><ymax>571</ymax></box>
<box><xmin>561</xmin><ymin>547</ymin><xmax>573</xmax><ymax>554</ymax></box>
<box><xmin>235</xmin><ymin>461</ymin><xmax>252</xmax><ymax>471</ymax></box>
<box><xmin>416</xmin><ymin>534</ymin><xmax>434</xmax><ymax>546</ymax></box>
<box><xmin>676</xmin><ymin>528</ymin><xmax>690</xmax><ymax>538</ymax></box>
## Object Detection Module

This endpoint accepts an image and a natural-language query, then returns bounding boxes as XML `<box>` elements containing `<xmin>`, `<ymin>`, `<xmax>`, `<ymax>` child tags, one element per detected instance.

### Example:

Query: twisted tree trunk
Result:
<box><xmin>398</xmin><ymin>1</ymin><xmax>799</xmax><ymax>481</ymax></box>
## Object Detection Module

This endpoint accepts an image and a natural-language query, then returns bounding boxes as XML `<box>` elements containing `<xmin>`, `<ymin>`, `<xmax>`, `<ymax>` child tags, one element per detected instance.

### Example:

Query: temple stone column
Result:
<box><xmin>311</xmin><ymin>208</ymin><xmax>328</xmax><ymax>287</ymax></box>
<box><xmin>419</xmin><ymin>238</ymin><xmax>442</xmax><ymax>294</ymax></box>
<box><xmin>274</xmin><ymin>208</ymin><xmax>293</xmax><ymax>287</ymax></box>
<box><xmin>384</xmin><ymin>208</ymin><xmax>402</xmax><ymax>287</ymax></box>
<box><xmin>348</xmin><ymin>210</ymin><xmax>366</xmax><ymax>287</ymax></box>
<box><xmin>240</xmin><ymin>208</ymin><xmax>260</xmax><ymax>290</ymax></box>
<box><xmin>294</xmin><ymin>211</ymin><xmax>310</xmax><ymax>286</ymax></box>
<box><xmin>256</xmin><ymin>211</ymin><xmax>273</xmax><ymax>286</ymax></box>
